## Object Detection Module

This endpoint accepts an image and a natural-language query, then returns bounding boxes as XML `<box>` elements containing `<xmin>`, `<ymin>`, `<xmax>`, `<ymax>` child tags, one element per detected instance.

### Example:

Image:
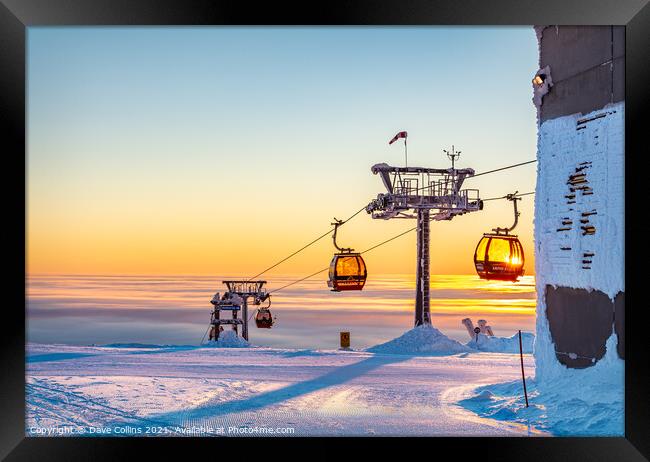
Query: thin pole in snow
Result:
<box><xmin>518</xmin><ymin>330</ymin><xmax>529</xmax><ymax>408</ymax></box>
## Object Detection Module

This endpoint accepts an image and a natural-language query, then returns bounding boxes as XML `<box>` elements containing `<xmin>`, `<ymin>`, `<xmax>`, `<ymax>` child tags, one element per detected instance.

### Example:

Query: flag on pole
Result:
<box><xmin>389</xmin><ymin>131</ymin><xmax>408</xmax><ymax>145</ymax></box>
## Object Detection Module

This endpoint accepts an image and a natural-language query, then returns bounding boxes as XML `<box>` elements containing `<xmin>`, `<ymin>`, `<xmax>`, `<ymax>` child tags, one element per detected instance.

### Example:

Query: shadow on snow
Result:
<box><xmin>151</xmin><ymin>353</ymin><xmax>411</xmax><ymax>424</ymax></box>
<box><xmin>27</xmin><ymin>346</ymin><xmax>200</xmax><ymax>364</ymax></box>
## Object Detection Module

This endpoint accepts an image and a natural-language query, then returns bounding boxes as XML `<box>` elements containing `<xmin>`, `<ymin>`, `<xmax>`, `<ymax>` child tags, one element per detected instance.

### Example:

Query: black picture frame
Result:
<box><xmin>2</xmin><ymin>0</ymin><xmax>648</xmax><ymax>460</ymax></box>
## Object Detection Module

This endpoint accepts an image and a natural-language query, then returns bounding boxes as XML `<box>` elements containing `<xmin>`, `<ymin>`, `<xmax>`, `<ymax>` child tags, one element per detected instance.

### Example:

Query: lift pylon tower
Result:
<box><xmin>366</xmin><ymin>149</ymin><xmax>482</xmax><ymax>327</ymax></box>
<box><xmin>209</xmin><ymin>280</ymin><xmax>269</xmax><ymax>341</ymax></box>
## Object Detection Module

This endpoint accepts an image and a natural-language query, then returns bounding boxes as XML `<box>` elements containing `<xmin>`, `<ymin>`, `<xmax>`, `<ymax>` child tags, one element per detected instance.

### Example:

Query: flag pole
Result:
<box><xmin>404</xmin><ymin>138</ymin><xmax>408</xmax><ymax>168</ymax></box>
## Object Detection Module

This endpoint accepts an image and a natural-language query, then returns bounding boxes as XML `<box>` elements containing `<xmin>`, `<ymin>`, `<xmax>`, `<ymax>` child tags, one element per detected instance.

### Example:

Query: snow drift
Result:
<box><xmin>460</xmin><ymin>334</ymin><xmax>623</xmax><ymax>436</ymax></box>
<box><xmin>466</xmin><ymin>332</ymin><xmax>534</xmax><ymax>354</ymax></box>
<box><xmin>203</xmin><ymin>330</ymin><xmax>250</xmax><ymax>348</ymax></box>
<box><xmin>366</xmin><ymin>325</ymin><xmax>470</xmax><ymax>355</ymax></box>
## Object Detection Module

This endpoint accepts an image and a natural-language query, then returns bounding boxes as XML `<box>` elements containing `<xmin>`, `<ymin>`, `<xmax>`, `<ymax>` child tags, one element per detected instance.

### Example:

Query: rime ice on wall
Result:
<box><xmin>534</xmin><ymin>101</ymin><xmax>625</xmax><ymax>379</ymax></box>
<box><xmin>536</xmin><ymin>103</ymin><xmax>624</xmax><ymax>297</ymax></box>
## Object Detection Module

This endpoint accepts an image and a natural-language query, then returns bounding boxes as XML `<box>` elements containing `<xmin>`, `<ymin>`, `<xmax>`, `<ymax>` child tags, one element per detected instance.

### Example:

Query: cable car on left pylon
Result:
<box><xmin>254</xmin><ymin>295</ymin><xmax>274</xmax><ymax>328</ymax></box>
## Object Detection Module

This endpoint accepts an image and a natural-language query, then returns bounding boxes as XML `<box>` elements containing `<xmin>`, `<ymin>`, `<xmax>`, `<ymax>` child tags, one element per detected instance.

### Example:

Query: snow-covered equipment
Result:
<box><xmin>462</xmin><ymin>317</ymin><xmax>494</xmax><ymax>338</ymax></box>
<box><xmin>366</xmin><ymin>144</ymin><xmax>482</xmax><ymax>327</ymax></box>
<box><xmin>477</xmin><ymin>319</ymin><xmax>494</xmax><ymax>336</ymax></box>
<box><xmin>207</xmin><ymin>281</ymin><xmax>270</xmax><ymax>342</ymax></box>
<box><xmin>473</xmin><ymin>193</ymin><xmax>525</xmax><ymax>282</ymax></box>
<box><xmin>327</xmin><ymin>219</ymin><xmax>367</xmax><ymax>292</ymax></box>
<box><xmin>462</xmin><ymin>318</ymin><xmax>476</xmax><ymax>338</ymax></box>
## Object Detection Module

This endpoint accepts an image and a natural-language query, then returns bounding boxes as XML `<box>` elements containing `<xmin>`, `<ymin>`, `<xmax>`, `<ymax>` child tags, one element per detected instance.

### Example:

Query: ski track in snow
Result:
<box><xmin>26</xmin><ymin>343</ymin><xmax>542</xmax><ymax>436</ymax></box>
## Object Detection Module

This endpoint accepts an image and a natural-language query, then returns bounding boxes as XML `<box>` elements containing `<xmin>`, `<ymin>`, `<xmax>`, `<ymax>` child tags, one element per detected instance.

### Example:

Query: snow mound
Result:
<box><xmin>466</xmin><ymin>332</ymin><xmax>534</xmax><ymax>354</ymax></box>
<box><xmin>460</xmin><ymin>334</ymin><xmax>624</xmax><ymax>436</ymax></box>
<box><xmin>474</xmin><ymin>390</ymin><xmax>495</xmax><ymax>400</ymax></box>
<box><xmin>366</xmin><ymin>325</ymin><xmax>470</xmax><ymax>355</ymax></box>
<box><xmin>204</xmin><ymin>330</ymin><xmax>250</xmax><ymax>348</ymax></box>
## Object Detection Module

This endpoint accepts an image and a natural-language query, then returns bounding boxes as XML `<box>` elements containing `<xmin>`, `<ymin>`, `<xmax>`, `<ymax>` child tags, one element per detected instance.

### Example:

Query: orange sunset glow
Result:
<box><xmin>27</xmin><ymin>27</ymin><xmax>539</xmax><ymax>348</ymax></box>
<box><xmin>27</xmin><ymin>27</ymin><xmax>537</xmax><ymax>279</ymax></box>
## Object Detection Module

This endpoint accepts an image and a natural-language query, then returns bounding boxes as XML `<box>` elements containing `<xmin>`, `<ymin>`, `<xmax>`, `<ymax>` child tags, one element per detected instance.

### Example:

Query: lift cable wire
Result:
<box><xmin>199</xmin><ymin>324</ymin><xmax>211</xmax><ymax>345</ymax></box>
<box><xmin>268</xmin><ymin>267</ymin><xmax>330</xmax><ymax>294</ymax></box>
<box><xmin>469</xmin><ymin>159</ymin><xmax>537</xmax><ymax>179</ymax></box>
<box><xmin>481</xmin><ymin>191</ymin><xmax>535</xmax><ymax>202</ymax></box>
<box><xmin>208</xmin><ymin>160</ymin><xmax>537</xmax><ymax>343</ymax></box>
<box><xmin>246</xmin><ymin>204</ymin><xmax>367</xmax><ymax>281</ymax></box>
<box><xmin>266</xmin><ymin>191</ymin><xmax>535</xmax><ymax>295</ymax></box>
<box><xmin>405</xmin><ymin>159</ymin><xmax>537</xmax><ymax>196</ymax></box>
<box><xmin>269</xmin><ymin>225</ymin><xmax>417</xmax><ymax>294</ymax></box>
<box><xmin>359</xmin><ymin>225</ymin><xmax>417</xmax><ymax>255</ymax></box>
<box><xmin>206</xmin><ymin>190</ymin><xmax>533</xmax><ymax>342</ymax></box>
<box><xmin>249</xmin><ymin>160</ymin><xmax>536</xmax><ymax>285</ymax></box>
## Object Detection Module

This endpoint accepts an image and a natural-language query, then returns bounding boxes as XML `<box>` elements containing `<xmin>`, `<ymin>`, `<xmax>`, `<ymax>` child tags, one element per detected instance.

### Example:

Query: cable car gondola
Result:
<box><xmin>327</xmin><ymin>219</ymin><xmax>367</xmax><ymax>292</ymax></box>
<box><xmin>474</xmin><ymin>193</ymin><xmax>525</xmax><ymax>282</ymax></box>
<box><xmin>254</xmin><ymin>296</ymin><xmax>274</xmax><ymax>329</ymax></box>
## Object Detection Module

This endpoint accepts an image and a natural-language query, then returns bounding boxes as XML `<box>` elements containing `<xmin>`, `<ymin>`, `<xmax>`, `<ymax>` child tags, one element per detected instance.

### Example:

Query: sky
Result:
<box><xmin>27</xmin><ymin>27</ymin><xmax>539</xmax><ymax>277</ymax></box>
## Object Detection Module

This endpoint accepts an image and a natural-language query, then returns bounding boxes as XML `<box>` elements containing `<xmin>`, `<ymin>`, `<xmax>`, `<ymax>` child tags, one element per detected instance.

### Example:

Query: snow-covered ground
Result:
<box><xmin>458</xmin><ymin>334</ymin><xmax>624</xmax><ymax>436</ymax></box>
<box><xmin>26</xmin><ymin>337</ymin><xmax>543</xmax><ymax>437</ymax></box>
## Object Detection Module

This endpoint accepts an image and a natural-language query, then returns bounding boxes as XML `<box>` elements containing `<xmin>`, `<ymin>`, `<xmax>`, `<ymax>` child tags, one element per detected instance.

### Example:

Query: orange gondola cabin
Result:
<box><xmin>473</xmin><ymin>234</ymin><xmax>525</xmax><ymax>282</ymax></box>
<box><xmin>327</xmin><ymin>218</ymin><xmax>367</xmax><ymax>292</ymax></box>
<box><xmin>473</xmin><ymin>193</ymin><xmax>525</xmax><ymax>282</ymax></box>
<box><xmin>327</xmin><ymin>253</ymin><xmax>367</xmax><ymax>291</ymax></box>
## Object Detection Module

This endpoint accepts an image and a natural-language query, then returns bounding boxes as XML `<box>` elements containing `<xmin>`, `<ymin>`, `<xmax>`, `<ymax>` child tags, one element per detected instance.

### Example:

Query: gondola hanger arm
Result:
<box><xmin>331</xmin><ymin>218</ymin><xmax>354</xmax><ymax>253</ymax></box>
<box><xmin>492</xmin><ymin>192</ymin><xmax>521</xmax><ymax>235</ymax></box>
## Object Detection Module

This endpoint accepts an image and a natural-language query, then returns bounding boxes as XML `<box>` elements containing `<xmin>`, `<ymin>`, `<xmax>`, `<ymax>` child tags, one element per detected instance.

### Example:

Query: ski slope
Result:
<box><xmin>26</xmin><ymin>343</ymin><xmax>543</xmax><ymax>437</ymax></box>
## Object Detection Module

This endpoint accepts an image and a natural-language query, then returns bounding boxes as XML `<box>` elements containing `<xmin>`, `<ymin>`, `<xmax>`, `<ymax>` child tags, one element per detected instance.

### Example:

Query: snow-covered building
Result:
<box><xmin>532</xmin><ymin>26</ymin><xmax>625</xmax><ymax>379</ymax></box>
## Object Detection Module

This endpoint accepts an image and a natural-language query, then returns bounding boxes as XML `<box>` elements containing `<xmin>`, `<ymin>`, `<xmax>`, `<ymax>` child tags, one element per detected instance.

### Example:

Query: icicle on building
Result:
<box><xmin>532</xmin><ymin>26</ymin><xmax>625</xmax><ymax>379</ymax></box>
